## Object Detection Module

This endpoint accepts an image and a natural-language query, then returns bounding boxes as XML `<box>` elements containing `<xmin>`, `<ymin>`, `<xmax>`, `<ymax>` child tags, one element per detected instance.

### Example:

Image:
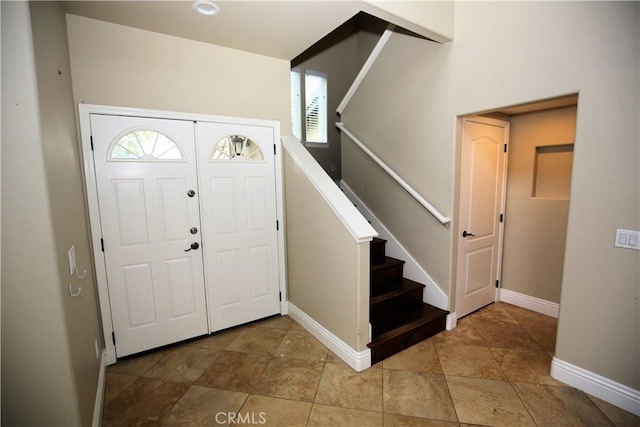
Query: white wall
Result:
<box><xmin>342</xmin><ymin>1</ymin><xmax>639</xmax><ymax>390</ymax></box>
<box><xmin>66</xmin><ymin>14</ymin><xmax>291</xmax><ymax>130</ymax></box>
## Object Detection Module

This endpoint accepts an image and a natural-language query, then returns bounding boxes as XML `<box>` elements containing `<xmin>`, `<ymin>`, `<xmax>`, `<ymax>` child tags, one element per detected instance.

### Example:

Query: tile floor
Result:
<box><xmin>102</xmin><ymin>302</ymin><xmax>638</xmax><ymax>426</ymax></box>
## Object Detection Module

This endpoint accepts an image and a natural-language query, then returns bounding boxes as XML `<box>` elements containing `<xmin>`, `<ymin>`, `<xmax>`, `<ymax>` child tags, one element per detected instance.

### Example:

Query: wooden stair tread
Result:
<box><xmin>371</xmin><ymin>278</ymin><xmax>425</xmax><ymax>304</ymax></box>
<box><xmin>370</xmin><ymin>303</ymin><xmax>447</xmax><ymax>340</ymax></box>
<box><xmin>370</xmin><ymin>256</ymin><xmax>404</xmax><ymax>271</ymax></box>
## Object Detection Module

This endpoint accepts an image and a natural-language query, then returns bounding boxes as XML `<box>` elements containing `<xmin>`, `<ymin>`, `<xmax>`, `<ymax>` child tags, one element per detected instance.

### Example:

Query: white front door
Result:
<box><xmin>456</xmin><ymin>117</ymin><xmax>509</xmax><ymax>318</ymax></box>
<box><xmin>196</xmin><ymin>122</ymin><xmax>281</xmax><ymax>331</ymax></box>
<box><xmin>91</xmin><ymin>114</ymin><xmax>208</xmax><ymax>357</ymax></box>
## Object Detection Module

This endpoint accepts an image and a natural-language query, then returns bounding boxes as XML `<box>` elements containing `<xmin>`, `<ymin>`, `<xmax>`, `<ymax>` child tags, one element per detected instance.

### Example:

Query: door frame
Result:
<box><xmin>78</xmin><ymin>104</ymin><xmax>287</xmax><ymax>364</ymax></box>
<box><xmin>451</xmin><ymin>115</ymin><xmax>510</xmax><ymax>323</ymax></box>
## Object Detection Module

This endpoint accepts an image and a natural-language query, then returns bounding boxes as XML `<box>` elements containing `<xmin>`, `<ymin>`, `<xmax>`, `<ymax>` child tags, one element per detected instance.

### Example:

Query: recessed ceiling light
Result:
<box><xmin>193</xmin><ymin>0</ymin><xmax>220</xmax><ymax>16</ymax></box>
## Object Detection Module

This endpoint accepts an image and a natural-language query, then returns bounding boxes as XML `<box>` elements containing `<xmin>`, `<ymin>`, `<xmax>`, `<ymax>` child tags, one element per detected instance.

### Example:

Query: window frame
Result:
<box><xmin>290</xmin><ymin>68</ymin><xmax>329</xmax><ymax>148</ymax></box>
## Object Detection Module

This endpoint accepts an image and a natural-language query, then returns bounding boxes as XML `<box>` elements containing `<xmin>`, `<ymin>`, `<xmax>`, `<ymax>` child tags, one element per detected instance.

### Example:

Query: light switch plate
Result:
<box><xmin>614</xmin><ymin>229</ymin><xmax>640</xmax><ymax>250</ymax></box>
<box><xmin>68</xmin><ymin>245</ymin><xmax>76</xmax><ymax>275</ymax></box>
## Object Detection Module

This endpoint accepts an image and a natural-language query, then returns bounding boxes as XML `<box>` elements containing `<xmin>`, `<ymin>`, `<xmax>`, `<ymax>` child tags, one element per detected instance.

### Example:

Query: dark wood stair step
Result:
<box><xmin>370</xmin><ymin>237</ymin><xmax>387</xmax><ymax>265</ymax></box>
<box><xmin>368</xmin><ymin>304</ymin><xmax>448</xmax><ymax>364</ymax></box>
<box><xmin>371</xmin><ymin>278</ymin><xmax>425</xmax><ymax>304</ymax></box>
<box><xmin>370</xmin><ymin>256</ymin><xmax>404</xmax><ymax>286</ymax></box>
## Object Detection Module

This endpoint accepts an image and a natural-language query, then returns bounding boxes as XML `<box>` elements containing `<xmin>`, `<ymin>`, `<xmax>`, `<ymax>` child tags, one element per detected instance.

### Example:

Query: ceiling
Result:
<box><xmin>62</xmin><ymin>1</ymin><xmax>367</xmax><ymax>60</ymax></box>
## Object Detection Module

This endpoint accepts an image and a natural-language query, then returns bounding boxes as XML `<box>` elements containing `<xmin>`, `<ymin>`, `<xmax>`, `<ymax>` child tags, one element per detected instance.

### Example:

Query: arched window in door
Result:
<box><xmin>109</xmin><ymin>129</ymin><xmax>184</xmax><ymax>161</ymax></box>
<box><xmin>211</xmin><ymin>135</ymin><xmax>264</xmax><ymax>161</ymax></box>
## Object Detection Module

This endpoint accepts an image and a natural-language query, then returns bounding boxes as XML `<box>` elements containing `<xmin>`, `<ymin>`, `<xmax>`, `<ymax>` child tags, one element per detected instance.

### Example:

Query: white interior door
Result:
<box><xmin>456</xmin><ymin>117</ymin><xmax>509</xmax><ymax>318</ymax></box>
<box><xmin>91</xmin><ymin>114</ymin><xmax>208</xmax><ymax>357</ymax></box>
<box><xmin>196</xmin><ymin>122</ymin><xmax>281</xmax><ymax>331</ymax></box>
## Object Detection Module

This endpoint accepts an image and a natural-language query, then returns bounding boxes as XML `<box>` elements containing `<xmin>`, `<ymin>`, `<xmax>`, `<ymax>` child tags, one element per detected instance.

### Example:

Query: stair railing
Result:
<box><xmin>336</xmin><ymin>122</ymin><xmax>451</xmax><ymax>226</ymax></box>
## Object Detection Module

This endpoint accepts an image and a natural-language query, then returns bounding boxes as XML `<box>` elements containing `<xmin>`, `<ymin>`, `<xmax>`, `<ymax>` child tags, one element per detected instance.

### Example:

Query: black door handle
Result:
<box><xmin>184</xmin><ymin>242</ymin><xmax>200</xmax><ymax>251</ymax></box>
<box><xmin>462</xmin><ymin>230</ymin><xmax>476</xmax><ymax>238</ymax></box>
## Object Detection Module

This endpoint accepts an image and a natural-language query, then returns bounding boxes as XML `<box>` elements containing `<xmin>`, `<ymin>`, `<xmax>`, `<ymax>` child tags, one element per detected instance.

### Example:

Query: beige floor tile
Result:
<box><xmin>518</xmin><ymin>318</ymin><xmax>558</xmax><ymax>352</ymax></box>
<box><xmin>107</xmin><ymin>348</ymin><xmax>171</xmax><ymax>376</ymax></box>
<box><xmin>195</xmin><ymin>350</ymin><xmax>271</xmax><ymax>393</ymax></box>
<box><xmin>289</xmin><ymin>320</ymin><xmax>305</xmax><ymax>331</ymax></box>
<box><xmin>383</xmin><ymin>339</ymin><xmax>442</xmax><ymax>374</ymax></box>
<box><xmin>226</xmin><ymin>326</ymin><xmax>287</xmax><ymax>355</ymax></box>
<box><xmin>500</xmin><ymin>303</ymin><xmax>557</xmax><ymax>325</ymax></box>
<box><xmin>160</xmin><ymin>385</ymin><xmax>247</xmax><ymax>426</ymax></box>
<box><xmin>436</xmin><ymin>343</ymin><xmax>505</xmax><ymax>380</ymax></box>
<box><xmin>237</xmin><ymin>395</ymin><xmax>312</xmax><ymax>427</ymax></box>
<box><xmin>474</xmin><ymin>320</ymin><xmax>543</xmax><ymax>350</ymax></box>
<box><xmin>273</xmin><ymin>329</ymin><xmax>328</xmax><ymax>362</ymax></box>
<box><xmin>184</xmin><ymin>328</ymin><xmax>241</xmax><ymax>350</ymax></box>
<box><xmin>383</xmin><ymin>370</ymin><xmax>457</xmax><ymax>422</ymax></box>
<box><xmin>384</xmin><ymin>413</ymin><xmax>459</xmax><ymax>426</ymax></box>
<box><xmin>587</xmin><ymin>394</ymin><xmax>640</xmax><ymax>427</ymax></box>
<box><xmin>253</xmin><ymin>357</ymin><xmax>324</xmax><ymax>402</ymax></box>
<box><xmin>143</xmin><ymin>346</ymin><xmax>220</xmax><ymax>383</ymax></box>
<box><xmin>468</xmin><ymin>303</ymin><xmax>518</xmax><ymax>325</ymax></box>
<box><xmin>433</xmin><ymin>317</ymin><xmax>486</xmax><ymax>347</ymax></box>
<box><xmin>446</xmin><ymin>375</ymin><xmax>535</xmax><ymax>426</ymax></box>
<box><xmin>326</xmin><ymin>350</ymin><xmax>347</xmax><ymax>365</ymax></box>
<box><xmin>254</xmin><ymin>315</ymin><xmax>294</xmax><ymax>330</ymax></box>
<box><xmin>102</xmin><ymin>377</ymin><xmax>189</xmax><ymax>426</ymax></box>
<box><xmin>315</xmin><ymin>363</ymin><xmax>383</xmax><ymax>412</ymax></box>
<box><xmin>104</xmin><ymin>372</ymin><xmax>137</xmax><ymax>404</ymax></box>
<box><xmin>307</xmin><ymin>404</ymin><xmax>383</xmax><ymax>427</ymax></box>
<box><xmin>514</xmin><ymin>382</ymin><xmax>615</xmax><ymax>426</ymax></box>
<box><xmin>490</xmin><ymin>347</ymin><xmax>565</xmax><ymax>386</ymax></box>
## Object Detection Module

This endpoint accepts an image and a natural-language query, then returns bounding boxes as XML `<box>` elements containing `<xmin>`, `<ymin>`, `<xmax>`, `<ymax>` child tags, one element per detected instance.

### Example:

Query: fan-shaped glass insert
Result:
<box><xmin>211</xmin><ymin>135</ymin><xmax>264</xmax><ymax>161</ymax></box>
<box><xmin>109</xmin><ymin>129</ymin><xmax>184</xmax><ymax>161</ymax></box>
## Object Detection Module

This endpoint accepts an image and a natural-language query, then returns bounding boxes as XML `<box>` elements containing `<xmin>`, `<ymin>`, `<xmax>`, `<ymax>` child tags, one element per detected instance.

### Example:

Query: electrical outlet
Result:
<box><xmin>67</xmin><ymin>246</ymin><xmax>76</xmax><ymax>275</ymax></box>
<box><xmin>614</xmin><ymin>229</ymin><xmax>640</xmax><ymax>250</ymax></box>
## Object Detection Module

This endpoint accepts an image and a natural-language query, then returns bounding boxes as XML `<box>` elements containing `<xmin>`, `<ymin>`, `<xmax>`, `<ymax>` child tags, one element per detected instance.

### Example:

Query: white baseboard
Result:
<box><xmin>287</xmin><ymin>303</ymin><xmax>371</xmax><ymax>372</ymax></box>
<box><xmin>446</xmin><ymin>312</ymin><xmax>457</xmax><ymax>330</ymax></box>
<box><xmin>551</xmin><ymin>357</ymin><xmax>640</xmax><ymax>416</ymax></box>
<box><xmin>499</xmin><ymin>288</ymin><xmax>559</xmax><ymax>318</ymax></box>
<box><xmin>92</xmin><ymin>350</ymin><xmax>107</xmax><ymax>427</ymax></box>
<box><xmin>340</xmin><ymin>180</ymin><xmax>448</xmax><ymax>311</ymax></box>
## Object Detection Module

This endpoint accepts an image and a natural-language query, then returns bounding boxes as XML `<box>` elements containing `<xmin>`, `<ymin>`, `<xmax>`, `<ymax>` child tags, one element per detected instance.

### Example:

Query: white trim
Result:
<box><xmin>337</xmin><ymin>122</ymin><xmax>451</xmax><ymax>226</ymax></box>
<box><xmin>340</xmin><ymin>180</ymin><xmax>448</xmax><ymax>310</ymax></box>
<box><xmin>551</xmin><ymin>357</ymin><xmax>640</xmax><ymax>416</ymax></box>
<box><xmin>446</xmin><ymin>312</ymin><xmax>457</xmax><ymax>330</ymax></box>
<box><xmin>498</xmin><ymin>288</ymin><xmax>559</xmax><ymax>318</ymax></box>
<box><xmin>282</xmin><ymin>135</ymin><xmax>377</xmax><ymax>243</ymax></box>
<box><xmin>288</xmin><ymin>303</ymin><xmax>371</xmax><ymax>372</ymax></box>
<box><xmin>337</xmin><ymin>24</ymin><xmax>395</xmax><ymax>115</ymax></box>
<box><xmin>78</xmin><ymin>104</ymin><xmax>287</xmax><ymax>364</ymax></box>
<box><xmin>92</xmin><ymin>350</ymin><xmax>107</xmax><ymax>427</ymax></box>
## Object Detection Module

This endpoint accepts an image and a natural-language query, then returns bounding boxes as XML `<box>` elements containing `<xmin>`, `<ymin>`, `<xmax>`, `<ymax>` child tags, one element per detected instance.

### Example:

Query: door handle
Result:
<box><xmin>184</xmin><ymin>242</ymin><xmax>200</xmax><ymax>251</ymax></box>
<box><xmin>462</xmin><ymin>230</ymin><xmax>476</xmax><ymax>238</ymax></box>
<box><xmin>190</xmin><ymin>227</ymin><xmax>198</xmax><ymax>235</ymax></box>
<box><xmin>187</xmin><ymin>190</ymin><xmax>196</xmax><ymax>198</ymax></box>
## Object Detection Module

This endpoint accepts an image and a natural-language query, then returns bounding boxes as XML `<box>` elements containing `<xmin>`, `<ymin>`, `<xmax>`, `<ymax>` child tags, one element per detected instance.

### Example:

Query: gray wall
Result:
<box><xmin>341</xmin><ymin>1</ymin><xmax>639</xmax><ymax>390</ymax></box>
<box><xmin>502</xmin><ymin>106</ymin><xmax>577</xmax><ymax>303</ymax></box>
<box><xmin>2</xmin><ymin>2</ymin><xmax>102</xmax><ymax>425</ymax></box>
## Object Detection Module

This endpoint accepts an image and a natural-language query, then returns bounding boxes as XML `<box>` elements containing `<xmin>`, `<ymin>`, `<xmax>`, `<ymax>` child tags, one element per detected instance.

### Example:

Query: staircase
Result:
<box><xmin>368</xmin><ymin>237</ymin><xmax>448</xmax><ymax>364</ymax></box>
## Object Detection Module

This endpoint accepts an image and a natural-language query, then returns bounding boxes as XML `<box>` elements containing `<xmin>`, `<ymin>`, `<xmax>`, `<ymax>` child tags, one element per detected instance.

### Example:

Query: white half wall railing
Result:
<box><xmin>336</xmin><ymin>122</ymin><xmax>451</xmax><ymax>226</ymax></box>
<box><xmin>336</xmin><ymin>23</ymin><xmax>395</xmax><ymax>115</ymax></box>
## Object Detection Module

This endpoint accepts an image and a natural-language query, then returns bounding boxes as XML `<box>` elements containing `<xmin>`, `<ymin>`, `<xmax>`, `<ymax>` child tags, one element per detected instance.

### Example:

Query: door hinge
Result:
<box><xmin>100</xmin><ymin>238</ymin><xmax>105</xmax><ymax>252</ymax></box>
<box><xmin>276</xmin><ymin>220</ymin><xmax>279</xmax><ymax>231</ymax></box>
<box><xmin>279</xmin><ymin>291</ymin><xmax>282</xmax><ymax>301</ymax></box>
<box><xmin>90</xmin><ymin>135</ymin><xmax>94</xmax><ymax>151</ymax></box>
<box><xmin>504</xmin><ymin>143</ymin><xmax>507</xmax><ymax>153</ymax></box>
<box><xmin>500</xmin><ymin>213</ymin><xmax>504</xmax><ymax>223</ymax></box>
<box><xmin>495</xmin><ymin>280</ymin><xmax>500</xmax><ymax>288</ymax></box>
<box><xmin>112</xmin><ymin>332</ymin><xmax>116</xmax><ymax>345</ymax></box>
<box><xmin>273</xmin><ymin>144</ymin><xmax>277</xmax><ymax>155</ymax></box>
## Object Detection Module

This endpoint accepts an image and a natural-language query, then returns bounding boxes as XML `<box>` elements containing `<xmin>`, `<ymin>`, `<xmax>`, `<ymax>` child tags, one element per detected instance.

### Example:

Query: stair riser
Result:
<box><xmin>369</xmin><ymin>316</ymin><xmax>447</xmax><ymax>364</ymax></box>
<box><xmin>371</xmin><ymin>264</ymin><xmax>403</xmax><ymax>287</ymax></box>
<box><xmin>370</xmin><ymin>244</ymin><xmax>386</xmax><ymax>265</ymax></box>
<box><xmin>370</xmin><ymin>291</ymin><xmax>424</xmax><ymax>320</ymax></box>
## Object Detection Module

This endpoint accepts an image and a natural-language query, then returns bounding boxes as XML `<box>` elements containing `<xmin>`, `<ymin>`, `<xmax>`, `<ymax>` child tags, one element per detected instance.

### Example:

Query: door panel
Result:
<box><xmin>91</xmin><ymin>114</ymin><xmax>207</xmax><ymax>357</ymax></box>
<box><xmin>197</xmin><ymin>122</ymin><xmax>281</xmax><ymax>331</ymax></box>
<box><xmin>456</xmin><ymin>118</ymin><xmax>509</xmax><ymax>318</ymax></box>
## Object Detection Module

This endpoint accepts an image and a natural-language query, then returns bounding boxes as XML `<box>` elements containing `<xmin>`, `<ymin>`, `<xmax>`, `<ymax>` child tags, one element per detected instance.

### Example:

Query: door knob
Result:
<box><xmin>187</xmin><ymin>190</ymin><xmax>196</xmax><ymax>198</ymax></box>
<box><xmin>190</xmin><ymin>227</ymin><xmax>198</xmax><ymax>235</ymax></box>
<box><xmin>462</xmin><ymin>230</ymin><xmax>476</xmax><ymax>238</ymax></box>
<box><xmin>184</xmin><ymin>242</ymin><xmax>200</xmax><ymax>251</ymax></box>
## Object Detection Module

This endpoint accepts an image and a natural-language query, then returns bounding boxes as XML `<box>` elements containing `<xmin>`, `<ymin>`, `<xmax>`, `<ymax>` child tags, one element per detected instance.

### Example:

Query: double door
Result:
<box><xmin>90</xmin><ymin>114</ymin><xmax>281</xmax><ymax>358</ymax></box>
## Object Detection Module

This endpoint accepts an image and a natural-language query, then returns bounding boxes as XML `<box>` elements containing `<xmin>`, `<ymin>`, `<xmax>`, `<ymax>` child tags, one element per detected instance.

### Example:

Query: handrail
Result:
<box><xmin>336</xmin><ymin>122</ymin><xmax>451</xmax><ymax>226</ymax></box>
